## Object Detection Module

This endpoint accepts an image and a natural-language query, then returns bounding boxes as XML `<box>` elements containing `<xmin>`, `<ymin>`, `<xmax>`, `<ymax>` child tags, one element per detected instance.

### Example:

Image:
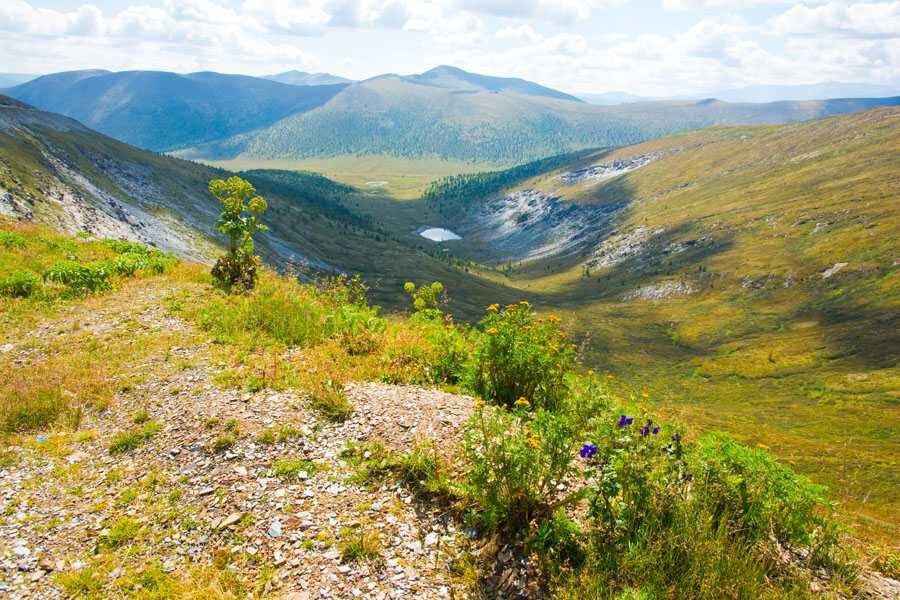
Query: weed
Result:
<box><xmin>108</xmin><ymin>421</ymin><xmax>161</xmax><ymax>454</ymax></box>
<box><xmin>0</xmin><ymin>268</ymin><xmax>41</xmax><ymax>298</ymax></box>
<box><xmin>100</xmin><ymin>516</ymin><xmax>142</xmax><ymax>549</ymax></box>
<box><xmin>212</xmin><ymin>434</ymin><xmax>236</xmax><ymax>452</ymax></box>
<box><xmin>256</xmin><ymin>425</ymin><xmax>301</xmax><ymax>445</ymax></box>
<box><xmin>339</xmin><ymin>527</ymin><xmax>381</xmax><ymax>562</ymax></box>
<box><xmin>272</xmin><ymin>458</ymin><xmax>317</xmax><ymax>480</ymax></box>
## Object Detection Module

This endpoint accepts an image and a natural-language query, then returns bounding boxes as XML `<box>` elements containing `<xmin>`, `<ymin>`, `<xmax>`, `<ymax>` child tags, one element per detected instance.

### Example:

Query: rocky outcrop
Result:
<box><xmin>458</xmin><ymin>189</ymin><xmax>621</xmax><ymax>263</ymax></box>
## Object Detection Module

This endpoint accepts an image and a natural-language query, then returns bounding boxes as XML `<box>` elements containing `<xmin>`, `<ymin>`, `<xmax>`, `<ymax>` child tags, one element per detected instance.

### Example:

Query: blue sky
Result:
<box><xmin>1</xmin><ymin>0</ymin><xmax>898</xmax><ymax>95</ymax></box>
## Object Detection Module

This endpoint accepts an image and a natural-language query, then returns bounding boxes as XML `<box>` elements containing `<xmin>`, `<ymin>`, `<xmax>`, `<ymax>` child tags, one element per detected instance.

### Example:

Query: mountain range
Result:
<box><xmin>3</xmin><ymin>70</ymin><xmax>348</xmax><ymax>152</ymax></box>
<box><xmin>5</xmin><ymin>66</ymin><xmax>899</xmax><ymax>165</ymax></box>
<box><xmin>579</xmin><ymin>82</ymin><xmax>900</xmax><ymax>105</ymax></box>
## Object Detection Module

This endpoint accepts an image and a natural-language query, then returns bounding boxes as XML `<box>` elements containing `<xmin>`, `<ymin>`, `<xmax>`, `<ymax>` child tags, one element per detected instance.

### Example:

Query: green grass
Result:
<box><xmin>108</xmin><ymin>422</ymin><xmax>161</xmax><ymax>454</ymax></box>
<box><xmin>271</xmin><ymin>458</ymin><xmax>318</xmax><ymax>480</ymax></box>
<box><xmin>202</xmin><ymin>154</ymin><xmax>497</xmax><ymax>200</ymax></box>
<box><xmin>338</xmin><ymin>527</ymin><xmax>381</xmax><ymax>562</ymax></box>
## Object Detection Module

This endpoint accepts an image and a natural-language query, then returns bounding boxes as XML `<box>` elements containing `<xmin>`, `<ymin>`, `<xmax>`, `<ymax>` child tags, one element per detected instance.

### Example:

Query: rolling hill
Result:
<box><xmin>8</xmin><ymin>66</ymin><xmax>899</xmax><ymax>166</ymax></box>
<box><xmin>184</xmin><ymin>66</ymin><xmax>900</xmax><ymax>165</ymax></box>
<box><xmin>4</xmin><ymin>70</ymin><xmax>348</xmax><ymax>152</ymax></box>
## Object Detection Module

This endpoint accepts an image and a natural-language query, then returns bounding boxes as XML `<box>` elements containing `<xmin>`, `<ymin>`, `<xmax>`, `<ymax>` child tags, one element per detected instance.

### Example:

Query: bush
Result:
<box><xmin>0</xmin><ymin>231</ymin><xmax>26</xmax><ymax>249</ymax></box>
<box><xmin>102</xmin><ymin>239</ymin><xmax>156</xmax><ymax>255</ymax></box>
<box><xmin>580</xmin><ymin>409</ymin><xmax>689</xmax><ymax>540</ymax></box>
<box><xmin>107</xmin><ymin>251</ymin><xmax>172</xmax><ymax>277</ymax></box>
<box><xmin>467</xmin><ymin>302</ymin><xmax>574</xmax><ymax>410</ymax></box>
<box><xmin>211</xmin><ymin>252</ymin><xmax>259</xmax><ymax>292</ymax></box>
<box><xmin>693</xmin><ymin>432</ymin><xmax>837</xmax><ymax>552</ymax></box>
<box><xmin>208</xmin><ymin>176</ymin><xmax>268</xmax><ymax>292</ymax></box>
<box><xmin>0</xmin><ymin>268</ymin><xmax>41</xmax><ymax>298</ymax></box>
<box><xmin>462</xmin><ymin>404</ymin><xmax>578</xmax><ymax>532</ymax></box>
<box><xmin>44</xmin><ymin>261</ymin><xmax>111</xmax><ymax>295</ymax></box>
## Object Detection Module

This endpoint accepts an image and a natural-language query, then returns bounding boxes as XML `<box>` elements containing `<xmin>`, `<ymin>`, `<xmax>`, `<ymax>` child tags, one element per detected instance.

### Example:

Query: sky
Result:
<box><xmin>1</xmin><ymin>0</ymin><xmax>898</xmax><ymax>96</ymax></box>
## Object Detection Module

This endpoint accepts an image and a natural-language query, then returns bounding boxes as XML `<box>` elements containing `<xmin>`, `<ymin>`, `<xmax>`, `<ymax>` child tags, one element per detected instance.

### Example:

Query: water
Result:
<box><xmin>419</xmin><ymin>227</ymin><xmax>462</xmax><ymax>242</ymax></box>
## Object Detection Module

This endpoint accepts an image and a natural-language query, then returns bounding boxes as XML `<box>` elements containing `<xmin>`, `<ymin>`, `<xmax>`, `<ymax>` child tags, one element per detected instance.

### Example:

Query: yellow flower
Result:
<box><xmin>525</xmin><ymin>432</ymin><xmax>540</xmax><ymax>449</ymax></box>
<box><xmin>487</xmin><ymin>327</ymin><xmax>498</xmax><ymax>335</ymax></box>
<box><xmin>506</xmin><ymin>304</ymin><xmax>518</xmax><ymax>311</ymax></box>
<box><xmin>474</xmin><ymin>399</ymin><xmax>486</xmax><ymax>410</ymax></box>
<box><xmin>486</xmin><ymin>303</ymin><xmax>500</xmax><ymax>313</ymax></box>
<box><xmin>519</xmin><ymin>300</ymin><xmax>530</xmax><ymax>307</ymax></box>
<box><xmin>514</xmin><ymin>397</ymin><xmax>530</xmax><ymax>408</ymax></box>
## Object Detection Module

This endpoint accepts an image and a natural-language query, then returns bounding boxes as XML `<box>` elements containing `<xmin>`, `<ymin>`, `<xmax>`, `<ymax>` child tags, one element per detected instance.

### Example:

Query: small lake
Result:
<box><xmin>419</xmin><ymin>227</ymin><xmax>462</xmax><ymax>242</ymax></box>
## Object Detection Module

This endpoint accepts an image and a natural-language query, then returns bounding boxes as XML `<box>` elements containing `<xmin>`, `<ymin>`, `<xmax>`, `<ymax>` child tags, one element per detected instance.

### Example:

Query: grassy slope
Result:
<box><xmin>0</xmin><ymin>99</ymin><xmax>521</xmax><ymax>318</ymax></box>
<box><xmin>418</xmin><ymin>108</ymin><xmax>900</xmax><ymax>543</ymax></box>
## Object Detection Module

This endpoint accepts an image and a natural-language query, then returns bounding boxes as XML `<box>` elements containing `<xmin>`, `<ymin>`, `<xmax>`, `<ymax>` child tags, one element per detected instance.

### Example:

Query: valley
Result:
<box><xmin>331</xmin><ymin>109</ymin><xmax>900</xmax><ymax>544</ymax></box>
<box><xmin>1</xmin><ymin>86</ymin><xmax>897</xmax><ymax>581</ymax></box>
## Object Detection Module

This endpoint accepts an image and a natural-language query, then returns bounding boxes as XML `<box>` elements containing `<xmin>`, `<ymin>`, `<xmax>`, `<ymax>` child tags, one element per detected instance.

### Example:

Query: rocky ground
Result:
<box><xmin>0</xmin><ymin>282</ymin><xmax>506</xmax><ymax>599</ymax></box>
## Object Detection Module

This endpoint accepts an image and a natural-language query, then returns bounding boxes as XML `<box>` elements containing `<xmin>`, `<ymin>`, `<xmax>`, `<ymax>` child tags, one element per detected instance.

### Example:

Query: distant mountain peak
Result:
<box><xmin>265</xmin><ymin>70</ymin><xmax>353</xmax><ymax>86</ymax></box>
<box><xmin>410</xmin><ymin>65</ymin><xmax>583</xmax><ymax>103</ymax></box>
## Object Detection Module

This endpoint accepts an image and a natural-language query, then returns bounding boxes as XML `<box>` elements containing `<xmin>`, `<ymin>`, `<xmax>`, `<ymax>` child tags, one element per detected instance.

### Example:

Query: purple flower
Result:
<box><xmin>681</xmin><ymin>472</ymin><xmax>693</xmax><ymax>482</ymax></box>
<box><xmin>640</xmin><ymin>425</ymin><xmax>650</xmax><ymax>436</ymax></box>
<box><xmin>652</xmin><ymin>426</ymin><xmax>660</xmax><ymax>435</ymax></box>
<box><xmin>626</xmin><ymin>417</ymin><xmax>633</xmax><ymax>425</ymax></box>
<box><xmin>617</xmin><ymin>414</ymin><xmax>627</xmax><ymax>428</ymax></box>
<box><xmin>579</xmin><ymin>442</ymin><xmax>598</xmax><ymax>459</ymax></box>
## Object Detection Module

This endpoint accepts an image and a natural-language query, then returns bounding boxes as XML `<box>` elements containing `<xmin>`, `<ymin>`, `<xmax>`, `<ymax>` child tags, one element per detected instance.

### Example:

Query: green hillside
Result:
<box><xmin>5</xmin><ymin>70</ymin><xmax>347</xmax><ymax>151</ymax></box>
<box><xmin>414</xmin><ymin>108</ymin><xmax>900</xmax><ymax>543</ymax></box>
<box><xmin>0</xmin><ymin>95</ymin><xmax>517</xmax><ymax>315</ymax></box>
<box><xmin>182</xmin><ymin>68</ymin><xmax>900</xmax><ymax>164</ymax></box>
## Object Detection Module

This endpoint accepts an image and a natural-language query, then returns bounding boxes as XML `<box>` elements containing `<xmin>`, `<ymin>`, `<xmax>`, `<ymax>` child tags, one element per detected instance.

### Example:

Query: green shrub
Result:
<box><xmin>467</xmin><ymin>301</ymin><xmax>574</xmax><ymax>410</ymax></box>
<box><xmin>103</xmin><ymin>239</ymin><xmax>155</xmax><ymax>255</ymax></box>
<box><xmin>44</xmin><ymin>261</ymin><xmax>111</xmax><ymax>295</ymax></box>
<box><xmin>212</xmin><ymin>434</ymin><xmax>236</xmax><ymax>452</ymax></box>
<box><xmin>403</xmin><ymin>281</ymin><xmax>445</xmax><ymax>320</ymax></box>
<box><xmin>462</xmin><ymin>405</ymin><xmax>578</xmax><ymax>532</ymax></box>
<box><xmin>0</xmin><ymin>231</ymin><xmax>26</xmax><ymax>249</ymax></box>
<box><xmin>693</xmin><ymin>432</ymin><xmax>837</xmax><ymax>551</ymax></box>
<box><xmin>579</xmin><ymin>409</ymin><xmax>689</xmax><ymax>540</ymax></box>
<box><xmin>0</xmin><ymin>268</ymin><xmax>41</xmax><ymax>298</ymax></box>
<box><xmin>256</xmin><ymin>425</ymin><xmax>301</xmax><ymax>445</ymax></box>
<box><xmin>208</xmin><ymin>176</ymin><xmax>268</xmax><ymax>292</ymax></box>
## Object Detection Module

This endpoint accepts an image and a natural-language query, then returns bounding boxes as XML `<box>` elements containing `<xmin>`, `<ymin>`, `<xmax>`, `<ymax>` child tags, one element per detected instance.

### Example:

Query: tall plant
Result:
<box><xmin>208</xmin><ymin>176</ymin><xmax>268</xmax><ymax>292</ymax></box>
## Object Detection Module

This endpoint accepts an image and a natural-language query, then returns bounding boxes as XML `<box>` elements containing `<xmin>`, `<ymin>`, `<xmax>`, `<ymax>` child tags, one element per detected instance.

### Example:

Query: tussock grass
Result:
<box><xmin>108</xmin><ymin>422</ymin><xmax>161</xmax><ymax>454</ymax></box>
<box><xmin>339</xmin><ymin>527</ymin><xmax>381</xmax><ymax>562</ymax></box>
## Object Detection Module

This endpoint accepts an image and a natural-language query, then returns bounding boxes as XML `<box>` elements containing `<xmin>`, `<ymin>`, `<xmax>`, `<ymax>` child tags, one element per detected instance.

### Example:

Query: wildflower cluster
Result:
<box><xmin>468</xmin><ymin>300</ymin><xmax>574</xmax><ymax>411</ymax></box>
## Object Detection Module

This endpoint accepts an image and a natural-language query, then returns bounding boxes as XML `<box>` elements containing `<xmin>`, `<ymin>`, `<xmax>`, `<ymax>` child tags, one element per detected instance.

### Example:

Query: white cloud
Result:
<box><xmin>0</xmin><ymin>0</ymin><xmax>897</xmax><ymax>95</ymax></box>
<box><xmin>770</xmin><ymin>1</ymin><xmax>900</xmax><ymax>39</ymax></box>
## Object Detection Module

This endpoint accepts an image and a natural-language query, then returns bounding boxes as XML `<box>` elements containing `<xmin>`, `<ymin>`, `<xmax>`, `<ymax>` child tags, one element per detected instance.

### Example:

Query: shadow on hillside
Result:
<box><xmin>798</xmin><ymin>277</ymin><xmax>900</xmax><ymax>370</ymax></box>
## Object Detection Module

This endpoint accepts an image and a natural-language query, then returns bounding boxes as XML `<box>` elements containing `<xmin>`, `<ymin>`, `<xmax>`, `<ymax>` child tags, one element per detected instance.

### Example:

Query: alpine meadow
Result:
<box><xmin>0</xmin><ymin>1</ymin><xmax>898</xmax><ymax>599</ymax></box>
